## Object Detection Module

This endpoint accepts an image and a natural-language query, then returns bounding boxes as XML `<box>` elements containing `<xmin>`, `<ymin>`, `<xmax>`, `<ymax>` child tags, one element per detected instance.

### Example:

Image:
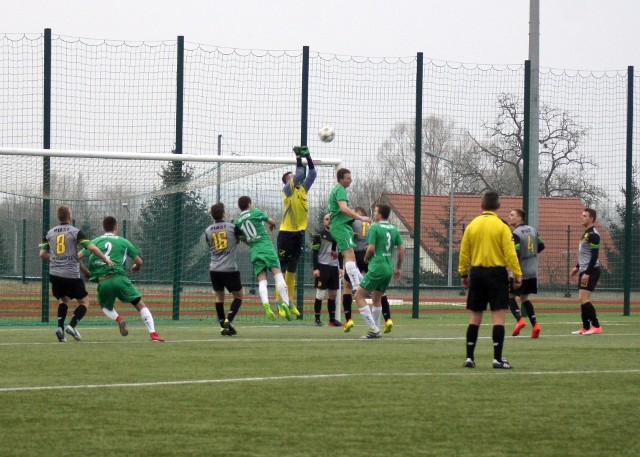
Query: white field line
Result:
<box><xmin>0</xmin><ymin>319</ymin><xmax>636</xmax><ymax>333</ymax></box>
<box><xmin>1</xmin><ymin>369</ymin><xmax>640</xmax><ymax>393</ymax></box>
<box><xmin>1</xmin><ymin>330</ymin><xmax>640</xmax><ymax>347</ymax></box>
<box><xmin>0</xmin><ymin>322</ymin><xmax>639</xmax><ymax>346</ymax></box>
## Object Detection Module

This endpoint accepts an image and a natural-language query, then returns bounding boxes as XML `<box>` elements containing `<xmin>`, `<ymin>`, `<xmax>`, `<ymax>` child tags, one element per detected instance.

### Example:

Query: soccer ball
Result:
<box><xmin>318</xmin><ymin>126</ymin><xmax>335</xmax><ymax>143</ymax></box>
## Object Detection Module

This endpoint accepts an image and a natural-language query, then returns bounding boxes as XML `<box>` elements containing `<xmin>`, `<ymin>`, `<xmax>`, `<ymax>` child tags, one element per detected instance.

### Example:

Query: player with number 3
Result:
<box><xmin>352</xmin><ymin>204</ymin><xmax>405</xmax><ymax>339</ymax></box>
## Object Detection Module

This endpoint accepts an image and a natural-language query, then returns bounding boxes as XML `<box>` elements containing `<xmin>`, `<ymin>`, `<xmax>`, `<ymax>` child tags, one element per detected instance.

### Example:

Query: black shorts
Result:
<box><xmin>49</xmin><ymin>275</ymin><xmax>88</xmax><ymax>300</ymax></box>
<box><xmin>578</xmin><ymin>269</ymin><xmax>600</xmax><ymax>292</ymax></box>
<box><xmin>344</xmin><ymin>250</ymin><xmax>368</xmax><ymax>283</ymax></box>
<box><xmin>314</xmin><ymin>264</ymin><xmax>340</xmax><ymax>290</ymax></box>
<box><xmin>466</xmin><ymin>267</ymin><xmax>509</xmax><ymax>312</ymax></box>
<box><xmin>509</xmin><ymin>277</ymin><xmax>538</xmax><ymax>296</ymax></box>
<box><xmin>277</xmin><ymin>231</ymin><xmax>304</xmax><ymax>261</ymax></box>
<box><xmin>210</xmin><ymin>271</ymin><xmax>242</xmax><ymax>293</ymax></box>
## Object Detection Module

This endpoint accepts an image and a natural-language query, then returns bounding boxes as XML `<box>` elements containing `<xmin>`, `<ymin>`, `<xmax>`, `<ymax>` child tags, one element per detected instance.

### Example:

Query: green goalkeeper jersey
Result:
<box><xmin>84</xmin><ymin>233</ymin><xmax>140</xmax><ymax>282</ymax></box>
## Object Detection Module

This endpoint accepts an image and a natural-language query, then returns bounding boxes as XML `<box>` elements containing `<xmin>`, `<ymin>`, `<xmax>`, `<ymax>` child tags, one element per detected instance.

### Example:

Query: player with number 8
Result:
<box><xmin>40</xmin><ymin>205</ymin><xmax>115</xmax><ymax>342</ymax></box>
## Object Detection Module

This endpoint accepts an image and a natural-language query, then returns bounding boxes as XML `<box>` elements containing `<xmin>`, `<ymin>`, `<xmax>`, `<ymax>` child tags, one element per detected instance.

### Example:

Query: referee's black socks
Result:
<box><xmin>466</xmin><ymin>324</ymin><xmax>479</xmax><ymax>360</ymax></box>
<box><xmin>492</xmin><ymin>325</ymin><xmax>506</xmax><ymax>361</ymax></box>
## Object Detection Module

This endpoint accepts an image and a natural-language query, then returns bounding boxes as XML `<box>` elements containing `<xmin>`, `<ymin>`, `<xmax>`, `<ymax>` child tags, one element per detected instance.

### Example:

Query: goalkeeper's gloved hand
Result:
<box><xmin>292</xmin><ymin>146</ymin><xmax>310</xmax><ymax>158</ymax></box>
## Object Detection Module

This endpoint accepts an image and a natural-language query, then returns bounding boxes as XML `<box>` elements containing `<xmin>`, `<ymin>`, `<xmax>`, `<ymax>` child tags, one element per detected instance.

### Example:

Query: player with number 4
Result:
<box><xmin>234</xmin><ymin>196</ymin><xmax>292</xmax><ymax>321</ymax></box>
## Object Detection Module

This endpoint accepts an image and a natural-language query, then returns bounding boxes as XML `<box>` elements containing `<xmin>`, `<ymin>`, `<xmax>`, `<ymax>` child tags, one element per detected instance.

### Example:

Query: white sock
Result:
<box><xmin>258</xmin><ymin>279</ymin><xmax>269</xmax><ymax>304</ymax></box>
<box><xmin>372</xmin><ymin>306</ymin><xmax>383</xmax><ymax>328</ymax></box>
<box><xmin>345</xmin><ymin>261</ymin><xmax>362</xmax><ymax>290</ymax></box>
<box><xmin>274</xmin><ymin>273</ymin><xmax>289</xmax><ymax>305</ymax></box>
<box><xmin>359</xmin><ymin>305</ymin><xmax>378</xmax><ymax>332</ymax></box>
<box><xmin>139</xmin><ymin>306</ymin><xmax>156</xmax><ymax>333</ymax></box>
<box><xmin>102</xmin><ymin>307</ymin><xmax>119</xmax><ymax>321</ymax></box>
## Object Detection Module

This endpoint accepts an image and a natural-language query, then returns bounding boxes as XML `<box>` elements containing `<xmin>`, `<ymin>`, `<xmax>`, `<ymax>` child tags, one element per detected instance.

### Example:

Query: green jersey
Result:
<box><xmin>328</xmin><ymin>183</ymin><xmax>354</xmax><ymax>227</ymax></box>
<box><xmin>85</xmin><ymin>233</ymin><xmax>140</xmax><ymax>282</ymax></box>
<box><xmin>366</xmin><ymin>221</ymin><xmax>404</xmax><ymax>274</ymax></box>
<box><xmin>234</xmin><ymin>208</ymin><xmax>273</xmax><ymax>249</ymax></box>
<box><xmin>234</xmin><ymin>208</ymin><xmax>280</xmax><ymax>275</ymax></box>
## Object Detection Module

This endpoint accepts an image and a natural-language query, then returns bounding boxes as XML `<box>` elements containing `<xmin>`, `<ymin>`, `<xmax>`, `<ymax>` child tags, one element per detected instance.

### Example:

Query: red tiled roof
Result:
<box><xmin>384</xmin><ymin>193</ymin><xmax>611</xmax><ymax>286</ymax></box>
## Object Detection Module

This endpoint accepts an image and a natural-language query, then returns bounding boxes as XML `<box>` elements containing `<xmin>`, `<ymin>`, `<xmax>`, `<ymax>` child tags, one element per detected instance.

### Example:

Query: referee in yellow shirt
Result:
<box><xmin>458</xmin><ymin>191</ymin><xmax>522</xmax><ymax>369</ymax></box>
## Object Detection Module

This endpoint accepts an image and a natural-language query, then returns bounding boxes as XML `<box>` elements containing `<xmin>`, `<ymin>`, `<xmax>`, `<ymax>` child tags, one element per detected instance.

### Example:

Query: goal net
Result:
<box><xmin>0</xmin><ymin>147</ymin><xmax>342</xmax><ymax>325</ymax></box>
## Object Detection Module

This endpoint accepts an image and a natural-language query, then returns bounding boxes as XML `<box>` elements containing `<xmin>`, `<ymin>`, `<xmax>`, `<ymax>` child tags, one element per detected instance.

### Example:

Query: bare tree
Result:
<box><xmin>378</xmin><ymin>115</ymin><xmax>463</xmax><ymax>194</ymax></box>
<box><xmin>349</xmin><ymin>163</ymin><xmax>389</xmax><ymax>214</ymax></box>
<box><xmin>466</xmin><ymin>93</ymin><xmax>602</xmax><ymax>201</ymax></box>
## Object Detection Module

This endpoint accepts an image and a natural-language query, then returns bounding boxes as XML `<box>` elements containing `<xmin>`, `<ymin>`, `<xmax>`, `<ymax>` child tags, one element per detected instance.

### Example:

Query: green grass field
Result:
<box><xmin>1</xmin><ymin>312</ymin><xmax>639</xmax><ymax>457</ymax></box>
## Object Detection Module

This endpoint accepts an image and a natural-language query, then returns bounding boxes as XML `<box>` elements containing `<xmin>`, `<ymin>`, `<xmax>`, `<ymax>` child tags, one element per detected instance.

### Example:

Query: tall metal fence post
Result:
<box><xmin>295</xmin><ymin>45</ymin><xmax>310</xmax><ymax>319</ymax></box>
<box><xmin>21</xmin><ymin>218</ymin><xmax>27</xmax><ymax>284</ymax></box>
<box><xmin>412</xmin><ymin>52</ymin><xmax>423</xmax><ymax>319</ymax></box>
<box><xmin>523</xmin><ymin>60</ymin><xmax>531</xmax><ymax>217</ymax></box>
<box><xmin>565</xmin><ymin>225</ymin><xmax>572</xmax><ymax>298</ymax></box>
<box><xmin>41</xmin><ymin>28</ymin><xmax>52</xmax><ymax>322</ymax></box>
<box><xmin>623</xmin><ymin>65</ymin><xmax>634</xmax><ymax>316</ymax></box>
<box><xmin>171</xmin><ymin>36</ymin><xmax>185</xmax><ymax>320</ymax></box>
<box><xmin>527</xmin><ymin>2</ymin><xmax>540</xmax><ymax>230</ymax></box>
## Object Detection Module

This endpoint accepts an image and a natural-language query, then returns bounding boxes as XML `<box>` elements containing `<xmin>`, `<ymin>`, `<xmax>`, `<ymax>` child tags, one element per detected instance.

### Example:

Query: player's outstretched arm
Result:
<box><xmin>303</xmin><ymin>167</ymin><xmax>317</xmax><ymax>191</ymax></box>
<box><xmin>338</xmin><ymin>200</ymin><xmax>371</xmax><ymax>223</ymax></box>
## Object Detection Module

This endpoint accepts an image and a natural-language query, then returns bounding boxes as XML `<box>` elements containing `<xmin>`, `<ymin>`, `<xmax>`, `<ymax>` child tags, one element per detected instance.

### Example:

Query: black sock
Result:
<box><xmin>343</xmin><ymin>294</ymin><xmax>352</xmax><ymax>321</ymax></box>
<box><xmin>57</xmin><ymin>303</ymin><xmax>68</xmax><ymax>328</ymax></box>
<box><xmin>69</xmin><ymin>304</ymin><xmax>87</xmax><ymax>327</ymax></box>
<box><xmin>509</xmin><ymin>297</ymin><xmax>521</xmax><ymax>321</ymax></box>
<box><xmin>306</xmin><ymin>156</ymin><xmax>315</xmax><ymax>169</ymax></box>
<box><xmin>381</xmin><ymin>295</ymin><xmax>391</xmax><ymax>321</ymax></box>
<box><xmin>580</xmin><ymin>304</ymin><xmax>591</xmax><ymax>329</ymax></box>
<box><xmin>314</xmin><ymin>298</ymin><xmax>322</xmax><ymax>321</ymax></box>
<box><xmin>228</xmin><ymin>298</ymin><xmax>242</xmax><ymax>323</ymax></box>
<box><xmin>215</xmin><ymin>302</ymin><xmax>225</xmax><ymax>327</ymax></box>
<box><xmin>328</xmin><ymin>299</ymin><xmax>336</xmax><ymax>321</ymax></box>
<box><xmin>466</xmin><ymin>324</ymin><xmax>479</xmax><ymax>360</ymax></box>
<box><xmin>583</xmin><ymin>301</ymin><xmax>600</xmax><ymax>328</ymax></box>
<box><xmin>522</xmin><ymin>300</ymin><xmax>537</xmax><ymax>326</ymax></box>
<box><xmin>492</xmin><ymin>325</ymin><xmax>505</xmax><ymax>361</ymax></box>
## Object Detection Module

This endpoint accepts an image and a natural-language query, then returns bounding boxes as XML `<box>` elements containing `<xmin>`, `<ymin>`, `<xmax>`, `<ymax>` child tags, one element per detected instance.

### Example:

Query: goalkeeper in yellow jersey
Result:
<box><xmin>275</xmin><ymin>146</ymin><xmax>317</xmax><ymax>316</ymax></box>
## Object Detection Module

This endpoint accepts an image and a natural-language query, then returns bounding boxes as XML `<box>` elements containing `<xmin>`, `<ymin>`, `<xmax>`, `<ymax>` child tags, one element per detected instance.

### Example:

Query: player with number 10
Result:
<box><xmin>234</xmin><ymin>196</ymin><xmax>292</xmax><ymax>321</ymax></box>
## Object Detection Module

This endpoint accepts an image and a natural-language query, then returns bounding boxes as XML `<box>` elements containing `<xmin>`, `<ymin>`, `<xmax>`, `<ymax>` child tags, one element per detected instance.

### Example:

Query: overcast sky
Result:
<box><xmin>4</xmin><ymin>0</ymin><xmax>638</xmax><ymax>71</ymax></box>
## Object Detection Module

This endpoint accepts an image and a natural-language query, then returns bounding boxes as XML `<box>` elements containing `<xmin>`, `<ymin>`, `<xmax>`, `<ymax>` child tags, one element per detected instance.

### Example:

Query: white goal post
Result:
<box><xmin>0</xmin><ymin>147</ymin><xmax>345</xmax><ymax>167</ymax></box>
